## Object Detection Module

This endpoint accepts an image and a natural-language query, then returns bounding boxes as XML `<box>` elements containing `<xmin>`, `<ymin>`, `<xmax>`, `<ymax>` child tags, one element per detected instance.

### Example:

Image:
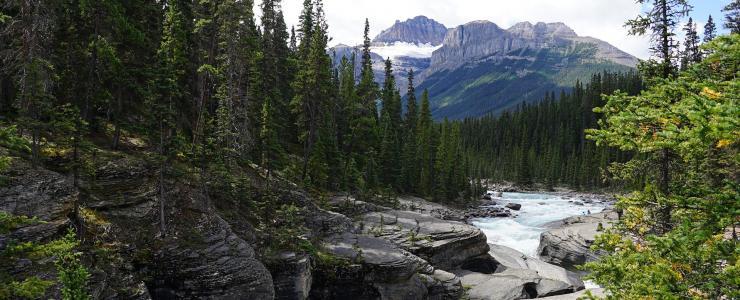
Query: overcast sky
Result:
<box><xmin>257</xmin><ymin>0</ymin><xmax>730</xmax><ymax>60</ymax></box>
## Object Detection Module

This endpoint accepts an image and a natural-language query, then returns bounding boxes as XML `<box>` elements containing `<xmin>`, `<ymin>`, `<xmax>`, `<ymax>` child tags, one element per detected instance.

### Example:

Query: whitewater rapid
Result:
<box><xmin>471</xmin><ymin>192</ymin><xmax>607</xmax><ymax>257</ymax></box>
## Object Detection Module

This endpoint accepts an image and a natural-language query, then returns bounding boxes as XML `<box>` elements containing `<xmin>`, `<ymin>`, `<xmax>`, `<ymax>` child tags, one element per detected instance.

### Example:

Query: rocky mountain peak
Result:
<box><xmin>507</xmin><ymin>21</ymin><xmax>578</xmax><ymax>39</ymax></box>
<box><xmin>373</xmin><ymin>15</ymin><xmax>448</xmax><ymax>45</ymax></box>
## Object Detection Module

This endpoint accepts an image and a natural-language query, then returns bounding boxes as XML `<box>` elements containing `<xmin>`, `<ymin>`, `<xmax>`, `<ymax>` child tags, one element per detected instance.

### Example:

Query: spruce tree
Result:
<box><xmin>351</xmin><ymin>18</ymin><xmax>380</xmax><ymax>190</ymax></box>
<box><xmin>680</xmin><ymin>17</ymin><xmax>701</xmax><ymax>69</ymax></box>
<box><xmin>625</xmin><ymin>0</ymin><xmax>689</xmax><ymax>232</ymax></box>
<box><xmin>703</xmin><ymin>15</ymin><xmax>717</xmax><ymax>42</ymax></box>
<box><xmin>150</xmin><ymin>0</ymin><xmax>190</xmax><ymax>236</ymax></box>
<box><xmin>626</xmin><ymin>0</ymin><xmax>690</xmax><ymax>79</ymax></box>
<box><xmin>402</xmin><ymin>69</ymin><xmax>419</xmax><ymax>193</ymax></box>
<box><xmin>1</xmin><ymin>0</ymin><xmax>56</xmax><ymax>166</ymax></box>
<box><xmin>416</xmin><ymin>90</ymin><xmax>434</xmax><ymax>196</ymax></box>
<box><xmin>290</xmin><ymin>0</ymin><xmax>333</xmax><ymax>186</ymax></box>
<box><xmin>723</xmin><ymin>0</ymin><xmax>740</xmax><ymax>34</ymax></box>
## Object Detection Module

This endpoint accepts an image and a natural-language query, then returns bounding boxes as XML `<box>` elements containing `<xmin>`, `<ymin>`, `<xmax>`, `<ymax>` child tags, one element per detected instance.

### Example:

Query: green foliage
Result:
<box><xmin>1</xmin><ymin>214</ymin><xmax>89</xmax><ymax>300</ymax></box>
<box><xmin>584</xmin><ymin>34</ymin><xmax>740</xmax><ymax>299</ymax></box>
<box><xmin>461</xmin><ymin>72</ymin><xmax>643</xmax><ymax>189</ymax></box>
<box><xmin>54</xmin><ymin>230</ymin><xmax>90</xmax><ymax>300</ymax></box>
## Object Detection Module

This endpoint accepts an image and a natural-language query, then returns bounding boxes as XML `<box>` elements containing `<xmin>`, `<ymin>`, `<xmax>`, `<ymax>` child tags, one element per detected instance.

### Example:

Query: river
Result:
<box><xmin>471</xmin><ymin>192</ymin><xmax>608</xmax><ymax>257</ymax></box>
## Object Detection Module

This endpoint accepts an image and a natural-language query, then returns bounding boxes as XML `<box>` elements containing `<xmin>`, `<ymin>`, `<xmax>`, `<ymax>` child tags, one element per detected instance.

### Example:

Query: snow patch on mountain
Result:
<box><xmin>371</xmin><ymin>42</ymin><xmax>443</xmax><ymax>60</ymax></box>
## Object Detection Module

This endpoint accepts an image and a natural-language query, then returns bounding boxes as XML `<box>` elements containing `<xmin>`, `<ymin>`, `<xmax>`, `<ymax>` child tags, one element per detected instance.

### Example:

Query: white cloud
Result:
<box><xmin>258</xmin><ymin>0</ymin><xmax>654</xmax><ymax>59</ymax></box>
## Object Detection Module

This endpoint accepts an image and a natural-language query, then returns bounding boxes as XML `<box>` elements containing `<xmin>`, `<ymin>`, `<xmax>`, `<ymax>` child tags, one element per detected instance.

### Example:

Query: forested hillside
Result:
<box><xmin>460</xmin><ymin>71</ymin><xmax>643</xmax><ymax>189</ymax></box>
<box><xmin>0</xmin><ymin>0</ymin><xmax>471</xmax><ymax>202</ymax></box>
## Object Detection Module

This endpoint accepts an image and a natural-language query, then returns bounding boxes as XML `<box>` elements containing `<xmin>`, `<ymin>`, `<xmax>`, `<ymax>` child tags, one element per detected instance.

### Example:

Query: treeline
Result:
<box><xmin>459</xmin><ymin>71</ymin><xmax>643</xmax><ymax>189</ymax></box>
<box><xmin>0</xmin><ymin>0</ymin><xmax>472</xmax><ymax>208</ymax></box>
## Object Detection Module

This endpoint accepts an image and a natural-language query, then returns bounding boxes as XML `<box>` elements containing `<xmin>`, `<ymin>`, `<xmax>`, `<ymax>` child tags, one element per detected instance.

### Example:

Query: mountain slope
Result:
<box><xmin>417</xmin><ymin>21</ymin><xmax>637</xmax><ymax>119</ymax></box>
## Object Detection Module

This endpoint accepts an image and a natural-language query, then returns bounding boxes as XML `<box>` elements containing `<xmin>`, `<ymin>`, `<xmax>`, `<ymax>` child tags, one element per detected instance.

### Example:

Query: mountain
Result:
<box><xmin>330</xmin><ymin>16</ymin><xmax>447</xmax><ymax>92</ymax></box>
<box><xmin>417</xmin><ymin>21</ymin><xmax>637</xmax><ymax>119</ymax></box>
<box><xmin>329</xmin><ymin>18</ymin><xmax>638</xmax><ymax>119</ymax></box>
<box><xmin>373</xmin><ymin>15</ymin><xmax>448</xmax><ymax>45</ymax></box>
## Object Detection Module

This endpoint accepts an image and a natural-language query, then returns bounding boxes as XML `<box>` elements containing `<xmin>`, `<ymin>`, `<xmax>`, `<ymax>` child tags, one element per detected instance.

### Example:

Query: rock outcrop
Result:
<box><xmin>489</xmin><ymin>244</ymin><xmax>583</xmax><ymax>289</ymax></box>
<box><xmin>537</xmin><ymin>211</ymin><xmax>617</xmax><ymax>270</ymax></box>
<box><xmin>373</xmin><ymin>16</ymin><xmax>448</xmax><ymax>45</ymax></box>
<box><xmin>311</xmin><ymin>232</ymin><xmax>463</xmax><ymax>300</ymax></box>
<box><xmin>361</xmin><ymin>210</ymin><xmax>491</xmax><ymax>270</ymax></box>
<box><xmin>454</xmin><ymin>244</ymin><xmax>584</xmax><ymax>300</ymax></box>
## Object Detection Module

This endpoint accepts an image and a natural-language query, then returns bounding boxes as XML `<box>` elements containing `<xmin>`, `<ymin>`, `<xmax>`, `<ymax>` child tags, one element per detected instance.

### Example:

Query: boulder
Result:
<box><xmin>455</xmin><ymin>268</ymin><xmax>579</xmax><ymax>300</ymax></box>
<box><xmin>312</xmin><ymin>232</ymin><xmax>443</xmax><ymax>299</ymax></box>
<box><xmin>361</xmin><ymin>210</ymin><xmax>490</xmax><ymax>270</ymax></box>
<box><xmin>488</xmin><ymin>244</ymin><xmax>584</xmax><ymax>290</ymax></box>
<box><xmin>505</xmin><ymin>203</ymin><xmax>522</xmax><ymax>211</ymax></box>
<box><xmin>421</xmin><ymin>269</ymin><xmax>464</xmax><ymax>299</ymax></box>
<box><xmin>538</xmin><ymin>211</ymin><xmax>617</xmax><ymax>270</ymax></box>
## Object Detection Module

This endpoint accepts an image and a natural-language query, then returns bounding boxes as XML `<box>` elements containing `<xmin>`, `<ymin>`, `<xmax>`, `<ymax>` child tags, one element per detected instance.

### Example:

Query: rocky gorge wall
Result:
<box><xmin>1</xmin><ymin>150</ymin><xmax>610</xmax><ymax>300</ymax></box>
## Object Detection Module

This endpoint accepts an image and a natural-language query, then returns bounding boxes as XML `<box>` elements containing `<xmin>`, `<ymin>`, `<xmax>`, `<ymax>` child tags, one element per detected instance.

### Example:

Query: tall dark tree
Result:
<box><xmin>150</xmin><ymin>0</ymin><xmax>190</xmax><ymax>236</ymax></box>
<box><xmin>625</xmin><ymin>0</ymin><xmax>689</xmax><ymax>233</ymax></box>
<box><xmin>0</xmin><ymin>0</ymin><xmax>56</xmax><ymax>166</ymax></box>
<box><xmin>350</xmin><ymin>18</ymin><xmax>380</xmax><ymax>190</ymax></box>
<box><xmin>416</xmin><ymin>90</ymin><xmax>434</xmax><ymax>196</ymax></box>
<box><xmin>378</xmin><ymin>58</ymin><xmax>402</xmax><ymax>189</ymax></box>
<box><xmin>626</xmin><ymin>0</ymin><xmax>691</xmax><ymax>79</ymax></box>
<box><xmin>681</xmin><ymin>17</ymin><xmax>701</xmax><ymax>69</ymax></box>
<box><xmin>704</xmin><ymin>15</ymin><xmax>717</xmax><ymax>42</ymax></box>
<box><xmin>401</xmin><ymin>69</ymin><xmax>418</xmax><ymax>192</ymax></box>
<box><xmin>723</xmin><ymin>0</ymin><xmax>740</xmax><ymax>34</ymax></box>
<box><xmin>291</xmin><ymin>0</ymin><xmax>333</xmax><ymax>185</ymax></box>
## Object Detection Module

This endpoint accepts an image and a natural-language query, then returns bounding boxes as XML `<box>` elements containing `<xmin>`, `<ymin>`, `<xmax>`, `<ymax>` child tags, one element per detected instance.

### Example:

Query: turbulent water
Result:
<box><xmin>472</xmin><ymin>192</ymin><xmax>607</xmax><ymax>257</ymax></box>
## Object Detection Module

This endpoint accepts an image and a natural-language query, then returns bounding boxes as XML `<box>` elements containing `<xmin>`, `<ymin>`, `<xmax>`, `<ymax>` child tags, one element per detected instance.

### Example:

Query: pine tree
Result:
<box><xmin>723</xmin><ymin>0</ymin><xmax>740</xmax><ymax>34</ymax></box>
<box><xmin>290</xmin><ymin>0</ymin><xmax>333</xmax><ymax>186</ymax></box>
<box><xmin>150</xmin><ymin>0</ymin><xmax>190</xmax><ymax>236</ymax></box>
<box><xmin>416</xmin><ymin>90</ymin><xmax>434</xmax><ymax>196</ymax></box>
<box><xmin>350</xmin><ymin>18</ymin><xmax>380</xmax><ymax>190</ymax></box>
<box><xmin>680</xmin><ymin>17</ymin><xmax>701</xmax><ymax>69</ymax></box>
<box><xmin>626</xmin><ymin>0</ymin><xmax>690</xmax><ymax>79</ymax></box>
<box><xmin>1</xmin><ymin>0</ymin><xmax>56</xmax><ymax>167</ymax></box>
<box><xmin>703</xmin><ymin>15</ymin><xmax>717</xmax><ymax>42</ymax></box>
<box><xmin>401</xmin><ymin>69</ymin><xmax>418</xmax><ymax>192</ymax></box>
<box><xmin>624</xmin><ymin>0</ymin><xmax>689</xmax><ymax>232</ymax></box>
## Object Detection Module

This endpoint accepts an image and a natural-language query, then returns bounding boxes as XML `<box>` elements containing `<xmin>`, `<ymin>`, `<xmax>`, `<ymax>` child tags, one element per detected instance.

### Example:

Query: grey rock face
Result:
<box><xmin>537</xmin><ymin>211</ymin><xmax>617</xmax><ymax>270</ymax></box>
<box><xmin>429</xmin><ymin>20</ymin><xmax>637</xmax><ymax>74</ymax></box>
<box><xmin>488</xmin><ymin>244</ymin><xmax>584</xmax><ymax>290</ymax></box>
<box><xmin>422</xmin><ymin>269</ymin><xmax>464</xmax><ymax>299</ymax></box>
<box><xmin>150</xmin><ymin>215</ymin><xmax>274</xmax><ymax>300</ymax></box>
<box><xmin>373</xmin><ymin>16</ymin><xmax>448</xmax><ymax>45</ymax></box>
<box><xmin>0</xmin><ymin>162</ymin><xmax>75</xmax><ymax>243</ymax></box>
<box><xmin>269</xmin><ymin>253</ymin><xmax>312</xmax><ymax>300</ymax></box>
<box><xmin>455</xmin><ymin>268</ymin><xmax>578</xmax><ymax>300</ymax></box>
<box><xmin>361</xmin><ymin>210</ymin><xmax>490</xmax><ymax>270</ymax></box>
<box><xmin>311</xmin><ymin>232</ymin><xmax>438</xmax><ymax>299</ymax></box>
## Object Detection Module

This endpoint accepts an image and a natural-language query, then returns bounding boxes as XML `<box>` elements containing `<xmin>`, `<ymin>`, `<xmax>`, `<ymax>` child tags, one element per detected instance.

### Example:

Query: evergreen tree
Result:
<box><xmin>586</xmin><ymin>34</ymin><xmax>739</xmax><ymax>299</ymax></box>
<box><xmin>401</xmin><ymin>69</ymin><xmax>418</xmax><ymax>192</ymax></box>
<box><xmin>624</xmin><ymin>0</ymin><xmax>689</xmax><ymax>232</ymax></box>
<box><xmin>1</xmin><ymin>0</ymin><xmax>56</xmax><ymax>166</ymax></box>
<box><xmin>703</xmin><ymin>15</ymin><xmax>717</xmax><ymax>42</ymax></box>
<box><xmin>680</xmin><ymin>17</ymin><xmax>701</xmax><ymax>69</ymax></box>
<box><xmin>723</xmin><ymin>0</ymin><xmax>740</xmax><ymax>34</ymax></box>
<box><xmin>626</xmin><ymin>0</ymin><xmax>690</xmax><ymax>79</ymax></box>
<box><xmin>416</xmin><ymin>90</ymin><xmax>434</xmax><ymax>196</ymax></box>
<box><xmin>290</xmin><ymin>0</ymin><xmax>333</xmax><ymax>186</ymax></box>
<box><xmin>350</xmin><ymin>18</ymin><xmax>380</xmax><ymax>190</ymax></box>
<box><xmin>150</xmin><ymin>0</ymin><xmax>190</xmax><ymax>236</ymax></box>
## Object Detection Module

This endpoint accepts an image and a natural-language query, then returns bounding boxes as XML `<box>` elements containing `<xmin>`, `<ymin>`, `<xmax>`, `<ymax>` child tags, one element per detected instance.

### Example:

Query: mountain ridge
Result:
<box><xmin>329</xmin><ymin>16</ymin><xmax>639</xmax><ymax>119</ymax></box>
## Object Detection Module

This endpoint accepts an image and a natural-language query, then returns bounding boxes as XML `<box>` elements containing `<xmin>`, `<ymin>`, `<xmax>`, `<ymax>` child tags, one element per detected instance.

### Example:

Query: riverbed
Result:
<box><xmin>471</xmin><ymin>192</ymin><xmax>608</xmax><ymax>257</ymax></box>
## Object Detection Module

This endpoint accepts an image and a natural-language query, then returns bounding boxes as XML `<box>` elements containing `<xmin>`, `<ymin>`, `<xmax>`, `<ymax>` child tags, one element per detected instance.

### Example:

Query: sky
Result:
<box><xmin>257</xmin><ymin>0</ymin><xmax>732</xmax><ymax>60</ymax></box>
